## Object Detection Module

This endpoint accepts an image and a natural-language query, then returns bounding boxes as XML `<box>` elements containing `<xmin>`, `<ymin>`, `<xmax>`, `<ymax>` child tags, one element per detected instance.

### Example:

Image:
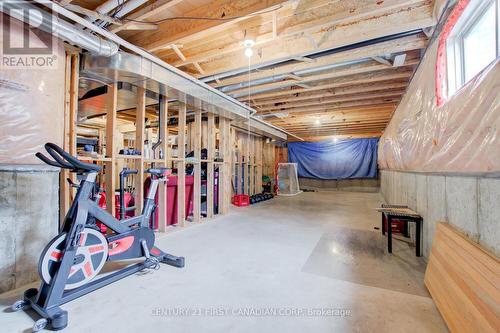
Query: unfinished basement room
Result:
<box><xmin>0</xmin><ymin>0</ymin><xmax>498</xmax><ymax>332</ymax></box>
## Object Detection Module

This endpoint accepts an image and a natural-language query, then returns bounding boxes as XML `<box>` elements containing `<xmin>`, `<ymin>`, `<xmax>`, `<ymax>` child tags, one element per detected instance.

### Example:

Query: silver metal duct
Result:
<box><xmin>1</xmin><ymin>1</ymin><xmax>119</xmax><ymax>57</ymax></box>
<box><xmin>219</xmin><ymin>59</ymin><xmax>369</xmax><ymax>93</ymax></box>
<box><xmin>30</xmin><ymin>0</ymin><xmax>301</xmax><ymax>141</ymax></box>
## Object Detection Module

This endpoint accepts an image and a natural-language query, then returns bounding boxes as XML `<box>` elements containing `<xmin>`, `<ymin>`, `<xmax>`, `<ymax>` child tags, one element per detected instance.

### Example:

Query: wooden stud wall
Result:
<box><xmin>230</xmin><ymin>130</ymin><xmax>271</xmax><ymax>196</ymax></box>
<box><xmin>64</xmin><ymin>53</ymin><xmax>240</xmax><ymax>234</ymax></box>
<box><xmin>217</xmin><ymin>117</ymin><xmax>231</xmax><ymax>214</ymax></box>
<box><xmin>206</xmin><ymin>113</ymin><xmax>215</xmax><ymax>218</ymax></box>
<box><xmin>192</xmin><ymin>103</ymin><xmax>202</xmax><ymax>222</ymax></box>
<box><xmin>60</xmin><ymin>51</ymin><xmax>79</xmax><ymax>223</ymax></box>
<box><xmin>157</xmin><ymin>95</ymin><xmax>168</xmax><ymax>232</ymax></box>
<box><xmin>177</xmin><ymin>101</ymin><xmax>187</xmax><ymax>227</ymax></box>
<box><xmin>104</xmin><ymin>83</ymin><xmax>118</xmax><ymax>214</ymax></box>
<box><xmin>134</xmin><ymin>86</ymin><xmax>146</xmax><ymax>213</ymax></box>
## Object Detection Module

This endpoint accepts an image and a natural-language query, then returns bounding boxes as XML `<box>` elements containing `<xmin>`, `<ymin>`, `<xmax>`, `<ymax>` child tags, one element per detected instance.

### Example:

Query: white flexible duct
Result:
<box><xmin>1</xmin><ymin>1</ymin><xmax>119</xmax><ymax>57</ymax></box>
<box><xmin>91</xmin><ymin>0</ymin><xmax>148</xmax><ymax>26</ymax></box>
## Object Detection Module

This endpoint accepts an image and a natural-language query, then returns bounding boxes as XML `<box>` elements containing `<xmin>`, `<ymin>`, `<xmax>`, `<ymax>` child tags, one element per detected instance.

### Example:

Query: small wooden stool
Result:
<box><xmin>377</xmin><ymin>205</ymin><xmax>423</xmax><ymax>257</ymax></box>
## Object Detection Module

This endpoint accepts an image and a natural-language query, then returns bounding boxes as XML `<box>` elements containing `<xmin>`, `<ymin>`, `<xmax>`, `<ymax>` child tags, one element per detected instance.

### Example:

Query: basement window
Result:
<box><xmin>445</xmin><ymin>0</ymin><xmax>499</xmax><ymax>97</ymax></box>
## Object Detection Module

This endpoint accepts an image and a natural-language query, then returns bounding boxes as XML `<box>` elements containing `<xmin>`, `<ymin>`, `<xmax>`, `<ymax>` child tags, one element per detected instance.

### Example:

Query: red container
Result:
<box><xmin>166</xmin><ymin>175</ymin><xmax>195</xmax><ymax>225</ymax></box>
<box><xmin>96</xmin><ymin>192</ymin><xmax>135</xmax><ymax>233</ymax></box>
<box><xmin>145</xmin><ymin>175</ymin><xmax>195</xmax><ymax>230</ymax></box>
<box><xmin>232</xmin><ymin>194</ymin><xmax>250</xmax><ymax>207</ymax></box>
<box><xmin>382</xmin><ymin>216</ymin><xmax>407</xmax><ymax>234</ymax></box>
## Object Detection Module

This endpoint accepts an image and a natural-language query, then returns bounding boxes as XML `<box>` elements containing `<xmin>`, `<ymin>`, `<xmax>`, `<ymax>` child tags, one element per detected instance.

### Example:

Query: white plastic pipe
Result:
<box><xmin>91</xmin><ymin>0</ymin><xmax>148</xmax><ymax>26</ymax></box>
<box><xmin>1</xmin><ymin>1</ymin><xmax>119</xmax><ymax>57</ymax></box>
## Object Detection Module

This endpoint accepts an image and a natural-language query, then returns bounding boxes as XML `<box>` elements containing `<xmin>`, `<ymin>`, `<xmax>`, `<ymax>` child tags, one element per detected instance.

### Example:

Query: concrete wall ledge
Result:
<box><xmin>380</xmin><ymin>169</ymin><xmax>500</xmax><ymax>259</ymax></box>
<box><xmin>299</xmin><ymin>177</ymin><xmax>380</xmax><ymax>193</ymax></box>
<box><xmin>379</xmin><ymin>168</ymin><xmax>500</xmax><ymax>179</ymax></box>
<box><xmin>0</xmin><ymin>164</ymin><xmax>60</xmax><ymax>173</ymax></box>
<box><xmin>0</xmin><ymin>167</ymin><xmax>59</xmax><ymax>292</ymax></box>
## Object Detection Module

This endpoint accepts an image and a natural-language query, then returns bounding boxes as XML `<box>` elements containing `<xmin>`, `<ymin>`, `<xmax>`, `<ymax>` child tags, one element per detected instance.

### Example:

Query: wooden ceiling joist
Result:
<box><xmin>257</xmin><ymin>90</ymin><xmax>405</xmax><ymax>112</ymax></box>
<box><xmin>288</xmin><ymin>133</ymin><xmax>383</xmax><ymax>141</ymax></box>
<box><xmin>273</xmin><ymin>118</ymin><xmax>392</xmax><ymax>127</ymax></box>
<box><xmin>243</xmin><ymin>70</ymin><xmax>413</xmax><ymax>101</ymax></box>
<box><xmin>155</xmin><ymin>0</ymin><xmax>431</xmax><ymax>73</ymax></box>
<box><xmin>265</xmin><ymin>103</ymin><xmax>396</xmax><ymax>117</ymax></box>
<box><xmin>125</xmin><ymin>0</ymin><xmax>288</xmax><ymax>52</ymax></box>
<box><xmin>182</xmin><ymin>1</ymin><xmax>434</xmax><ymax>76</ymax></box>
<box><xmin>270</xmin><ymin>112</ymin><xmax>394</xmax><ymax>125</ymax></box>
<box><xmin>82</xmin><ymin>0</ymin><xmax>438</xmax><ymax>139</ymax></box>
<box><xmin>211</xmin><ymin>33</ymin><xmax>426</xmax><ymax>88</ymax></box>
<box><xmin>251</xmin><ymin>82</ymin><xmax>409</xmax><ymax>106</ymax></box>
<box><xmin>227</xmin><ymin>57</ymin><xmax>419</xmax><ymax>97</ymax></box>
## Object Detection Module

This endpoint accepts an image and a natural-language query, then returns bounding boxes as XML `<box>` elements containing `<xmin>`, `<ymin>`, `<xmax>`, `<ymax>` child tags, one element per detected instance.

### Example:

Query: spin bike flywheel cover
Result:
<box><xmin>39</xmin><ymin>228</ymin><xmax>109</xmax><ymax>290</ymax></box>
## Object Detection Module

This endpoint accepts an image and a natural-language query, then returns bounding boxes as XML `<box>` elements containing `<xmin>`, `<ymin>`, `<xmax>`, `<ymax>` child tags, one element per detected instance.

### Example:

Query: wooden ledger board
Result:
<box><xmin>424</xmin><ymin>223</ymin><xmax>500</xmax><ymax>333</ymax></box>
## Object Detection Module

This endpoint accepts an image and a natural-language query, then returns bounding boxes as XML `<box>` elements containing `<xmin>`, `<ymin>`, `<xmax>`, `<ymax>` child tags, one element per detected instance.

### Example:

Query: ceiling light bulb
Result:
<box><xmin>244</xmin><ymin>47</ymin><xmax>253</xmax><ymax>58</ymax></box>
<box><xmin>315</xmin><ymin>118</ymin><xmax>321</xmax><ymax>125</ymax></box>
<box><xmin>243</xmin><ymin>39</ymin><xmax>255</xmax><ymax>48</ymax></box>
<box><xmin>332</xmin><ymin>137</ymin><xmax>338</xmax><ymax>143</ymax></box>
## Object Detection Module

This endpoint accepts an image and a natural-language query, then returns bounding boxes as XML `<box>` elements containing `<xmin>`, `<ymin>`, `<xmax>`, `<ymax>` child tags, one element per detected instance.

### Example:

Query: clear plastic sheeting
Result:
<box><xmin>378</xmin><ymin>40</ymin><xmax>500</xmax><ymax>173</ymax></box>
<box><xmin>0</xmin><ymin>19</ymin><xmax>66</xmax><ymax>164</ymax></box>
<box><xmin>276</xmin><ymin>163</ymin><xmax>302</xmax><ymax>196</ymax></box>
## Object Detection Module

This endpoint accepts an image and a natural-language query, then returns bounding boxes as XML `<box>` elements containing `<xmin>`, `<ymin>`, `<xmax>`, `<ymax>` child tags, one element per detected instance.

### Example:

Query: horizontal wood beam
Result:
<box><xmin>271</xmin><ymin>118</ymin><xmax>392</xmax><ymax>131</ymax></box>
<box><xmin>289</xmin><ymin>127</ymin><xmax>388</xmax><ymax>135</ymax></box>
<box><xmin>271</xmin><ymin>112</ymin><xmax>394</xmax><ymax>123</ymax></box>
<box><xmin>284</xmin><ymin>121</ymin><xmax>390</xmax><ymax>129</ymax></box>
<box><xmin>289</xmin><ymin>133</ymin><xmax>383</xmax><ymax>141</ymax></box>
<box><xmin>254</xmin><ymin>90</ymin><xmax>405</xmax><ymax>112</ymax></box>
<box><xmin>240</xmin><ymin>70</ymin><xmax>413</xmax><ymax>101</ymax></box>
<box><xmin>289</xmin><ymin>128</ymin><xmax>386</xmax><ymax>136</ymax></box>
<box><xmin>248</xmin><ymin>71</ymin><xmax>412</xmax><ymax>100</ymax></box>
<box><xmin>252</xmin><ymin>82</ymin><xmax>409</xmax><ymax>106</ymax></box>
<box><xmin>226</xmin><ymin>57</ymin><xmax>419</xmax><ymax>97</ymax></box>
<box><xmin>259</xmin><ymin>98</ymin><xmax>400</xmax><ymax>114</ymax></box>
<box><xmin>271</xmin><ymin>114</ymin><xmax>393</xmax><ymax>127</ymax></box>
<box><xmin>265</xmin><ymin>103</ymin><xmax>397</xmax><ymax>117</ymax></box>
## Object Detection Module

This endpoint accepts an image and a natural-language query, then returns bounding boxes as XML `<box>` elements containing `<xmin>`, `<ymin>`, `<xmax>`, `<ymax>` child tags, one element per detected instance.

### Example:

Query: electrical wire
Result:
<box><xmin>246</xmin><ymin>51</ymin><xmax>252</xmax><ymax>189</ymax></box>
<box><xmin>121</xmin><ymin>4</ymin><xmax>284</xmax><ymax>25</ymax></box>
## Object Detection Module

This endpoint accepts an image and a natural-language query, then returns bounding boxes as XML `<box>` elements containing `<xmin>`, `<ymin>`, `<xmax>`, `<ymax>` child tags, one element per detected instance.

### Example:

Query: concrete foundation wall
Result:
<box><xmin>380</xmin><ymin>169</ymin><xmax>500</xmax><ymax>259</ymax></box>
<box><xmin>299</xmin><ymin>177</ymin><xmax>379</xmax><ymax>193</ymax></box>
<box><xmin>0</xmin><ymin>165</ymin><xmax>59</xmax><ymax>293</ymax></box>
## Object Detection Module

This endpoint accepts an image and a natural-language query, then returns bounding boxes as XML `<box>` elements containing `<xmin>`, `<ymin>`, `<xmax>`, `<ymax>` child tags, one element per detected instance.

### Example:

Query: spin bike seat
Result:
<box><xmin>147</xmin><ymin>168</ymin><xmax>171</xmax><ymax>178</ymax></box>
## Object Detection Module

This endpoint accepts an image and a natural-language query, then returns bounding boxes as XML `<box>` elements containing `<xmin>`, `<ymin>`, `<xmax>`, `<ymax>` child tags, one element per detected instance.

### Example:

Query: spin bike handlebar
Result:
<box><xmin>36</xmin><ymin>143</ymin><xmax>102</xmax><ymax>173</ymax></box>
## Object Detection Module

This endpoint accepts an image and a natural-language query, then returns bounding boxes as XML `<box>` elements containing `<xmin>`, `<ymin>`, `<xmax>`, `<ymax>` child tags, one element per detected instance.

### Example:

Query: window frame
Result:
<box><xmin>446</xmin><ymin>0</ymin><xmax>499</xmax><ymax>96</ymax></box>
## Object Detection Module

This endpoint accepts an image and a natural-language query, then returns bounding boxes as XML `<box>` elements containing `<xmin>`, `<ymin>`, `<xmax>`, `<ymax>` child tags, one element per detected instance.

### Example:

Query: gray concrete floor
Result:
<box><xmin>0</xmin><ymin>191</ymin><xmax>447</xmax><ymax>332</ymax></box>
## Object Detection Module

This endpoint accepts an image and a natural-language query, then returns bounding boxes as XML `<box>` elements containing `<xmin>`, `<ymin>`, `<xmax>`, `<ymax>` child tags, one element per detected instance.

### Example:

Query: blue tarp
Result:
<box><xmin>288</xmin><ymin>138</ymin><xmax>378</xmax><ymax>180</ymax></box>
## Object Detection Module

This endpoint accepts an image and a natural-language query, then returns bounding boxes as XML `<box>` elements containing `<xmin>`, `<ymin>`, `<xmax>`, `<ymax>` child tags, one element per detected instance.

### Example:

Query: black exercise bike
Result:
<box><xmin>11</xmin><ymin>143</ymin><xmax>184</xmax><ymax>332</ymax></box>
